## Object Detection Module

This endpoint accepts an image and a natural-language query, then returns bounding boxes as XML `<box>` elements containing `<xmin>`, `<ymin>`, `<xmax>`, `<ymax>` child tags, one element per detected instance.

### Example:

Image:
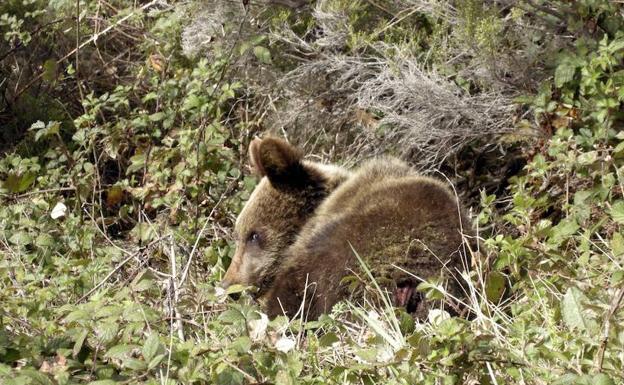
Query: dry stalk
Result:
<box><xmin>594</xmin><ymin>286</ymin><xmax>624</xmax><ymax>373</ymax></box>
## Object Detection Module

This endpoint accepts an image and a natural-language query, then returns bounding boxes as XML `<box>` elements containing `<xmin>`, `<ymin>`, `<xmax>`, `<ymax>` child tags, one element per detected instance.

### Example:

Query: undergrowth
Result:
<box><xmin>1</xmin><ymin>1</ymin><xmax>623</xmax><ymax>384</ymax></box>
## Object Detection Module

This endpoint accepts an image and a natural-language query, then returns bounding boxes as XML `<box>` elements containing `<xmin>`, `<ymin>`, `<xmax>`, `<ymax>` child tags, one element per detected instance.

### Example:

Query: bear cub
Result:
<box><xmin>221</xmin><ymin>136</ymin><xmax>471</xmax><ymax>319</ymax></box>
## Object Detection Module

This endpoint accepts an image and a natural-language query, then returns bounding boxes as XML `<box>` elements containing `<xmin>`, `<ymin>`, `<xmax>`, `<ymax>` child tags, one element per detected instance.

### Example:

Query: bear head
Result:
<box><xmin>221</xmin><ymin>136</ymin><xmax>349</xmax><ymax>296</ymax></box>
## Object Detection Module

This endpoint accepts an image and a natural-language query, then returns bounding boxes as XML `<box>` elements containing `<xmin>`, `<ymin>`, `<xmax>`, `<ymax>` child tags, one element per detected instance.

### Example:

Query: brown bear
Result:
<box><xmin>221</xmin><ymin>136</ymin><xmax>471</xmax><ymax>320</ymax></box>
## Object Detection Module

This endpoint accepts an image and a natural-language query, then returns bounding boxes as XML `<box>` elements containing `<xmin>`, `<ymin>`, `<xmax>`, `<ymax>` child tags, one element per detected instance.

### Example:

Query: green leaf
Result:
<box><xmin>46</xmin><ymin>121</ymin><xmax>60</xmax><ymax>135</ymax></box>
<box><xmin>18</xmin><ymin>369</ymin><xmax>54</xmax><ymax>385</ymax></box>
<box><xmin>397</xmin><ymin>310</ymin><xmax>415</xmax><ymax>334</ymax></box>
<box><xmin>549</xmin><ymin>218</ymin><xmax>579</xmax><ymax>246</ymax></box>
<box><xmin>229</xmin><ymin>336</ymin><xmax>251</xmax><ymax>354</ymax></box>
<box><xmin>555</xmin><ymin>61</ymin><xmax>577</xmax><ymax>88</ymax></box>
<box><xmin>42</xmin><ymin>59</ymin><xmax>58</xmax><ymax>82</ymax></box>
<box><xmin>318</xmin><ymin>332</ymin><xmax>339</xmax><ymax>347</ymax></box>
<box><xmin>215</xmin><ymin>364</ymin><xmax>245</xmax><ymax>385</ymax></box>
<box><xmin>253</xmin><ymin>46</ymin><xmax>272</xmax><ymax>64</ymax></box>
<box><xmin>275</xmin><ymin>369</ymin><xmax>294</xmax><ymax>385</ymax></box>
<box><xmin>148</xmin><ymin>112</ymin><xmax>165</xmax><ymax>122</ymax></box>
<box><xmin>4</xmin><ymin>172</ymin><xmax>36</xmax><ymax>193</ymax></box>
<box><xmin>96</xmin><ymin>321</ymin><xmax>119</xmax><ymax>344</ymax></box>
<box><xmin>611</xmin><ymin>271</ymin><xmax>624</xmax><ymax>285</ymax></box>
<box><xmin>95</xmin><ymin>305</ymin><xmax>122</xmax><ymax>319</ymax></box>
<box><xmin>485</xmin><ymin>271</ymin><xmax>507</xmax><ymax>303</ymax></box>
<box><xmin>126</xmin><ymin>153</ymin><xmax>146</xmax><ymax>174</ymax></box>
<box><xmin>553</xmin><ymin>374</ymin><xmax>580</xmax><ymax>385</ymax></box>
<box><xmin>123</xmin><ymin>358</ymin><xmax>147</xmax><ymax>371</ymax></box>
<box><xmin>561</xmin><ymin>287</ymin><xmax>589</xmax><ymax>331</ymax></box>
<box><xmin>610</xmin><ymin>201</ymin><xmax>624</xmax><ymax>224</ymax></box>
<box><xmin>72</xmin><ymin>129</ymin><xmax>87</xmax><ymax>145</ymax></box>
<box><xmin>3</xmin><ymin>173</ymin><xmax>19</xmax><ymax>192</ymax></box>
<box><xmin>0</xmin><ymin>363</ymin><xmax>11</xmax><ymax>375</ymax></box>
<box><xmin>593</xmin><ymin>373</ymin><xmax>615</xmax><ymax>385</ymax></box>
<box><xmin>218</xmin><ymin>309</ymin><xmax>245</xmax><ymax>324</ymax></box>
<box><xmin>225</xmin><ymin>284</ymin><xmax>248</xmax><ymax>295</ymax></box>
<box><xmin>73</xmin><ymin>328</ymin><xmax>88</xmax><ymax>358</ymax></box>
<box><xmin>611</xmin><ymin>233</ymin><xmax>624</xmax><ymax>257</ymax></box>
<box><xmin>35</xmin><ymin>233</ymin><xmax>55</xmax><ymax>248</ymax></box>
<box><xmin>142</xmin><ymin>92</ymin><xmax>158</xmax><ymax>102</ymax></box>
<box><xmin>65</xmin><ymin>309</ymin><xmax>90</xmax><ymax>324</ymax></box>
<box><xmin>577</xmin><ymin>150</ymin><xmax>597</xmax><ymax>165</ymax></box>
<box><xmin>130</xmin><ymin>222</ymin><xmax>156</xmax><ymax>243</ymax></box>
<box><xmin>182</xmin><ymin>94</ymin><xmax>203</xmax><ymax>111</ymax></box>
<box><xmin>607</xmin><ymin>38</ymin><xmax>624</xmax><ymax>53</ymax></box>
<box><xmin>17</xmin><ymin>172</ymin><xmax>36</xmax><ymax>192</ymax></box>
<box><xmin>142</xmin><ymin>333</ymin><xmax>160</xmax><ymax>361</ymax></box>
<box><xmin>105</xmin><ymin>344</ymin><xmax>138</xmax><ymax>359</ymax></box>
<box><xmin>33</xmin><ymin>121</ymin><xmax>60</xmax><ymax>141</ymax></box>
<box><xmin>147</xmin><ymin>354</ymin><xmax>165</xmax><ymax>370</ymax></box>
<box><xmin>9</xmin><ymin>231</ymin><xmax>32</xmax><ymax>246</ymax></box>
<box><xmin>134</xmin><ymin>277</ymin><xmax>155</xmax><ymax>292</ymax></box>
<box><xmin>355</xmin><ymin>348</ymin><xmax>377</xmax><ymax>362</ymax></box>
<box><xmin>573</xmin><ymin>190</ymin><xmax>592</xmax><ymax>205</ymax></box>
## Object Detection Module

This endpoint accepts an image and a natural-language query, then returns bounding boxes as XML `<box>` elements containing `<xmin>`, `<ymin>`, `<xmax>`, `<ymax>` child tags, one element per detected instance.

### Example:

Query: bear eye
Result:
<box><xmin>247</xmin><ymin>232</ymin><xmax>261</xmax><ymax>244</ymax></box>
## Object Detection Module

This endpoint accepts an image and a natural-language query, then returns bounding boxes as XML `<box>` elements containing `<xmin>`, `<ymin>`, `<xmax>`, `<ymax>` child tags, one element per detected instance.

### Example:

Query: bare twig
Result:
<box><xmin>181</xmin><ymin>180</ymin><xmax>237</xmax><ymax>287</ymax></box>
<box><xmin>6</xmin><ymin>187</ymin><xmax>77</xmax><ymax>199</ymax></box>
<box><xmin>14</xmin><ymin>0</ymin><xmax>161</xmax><ymax>100</ymax></box>
<box><xmin>0</xmin><ymin>19</ymin><xmax>64</xmax><ymax>62</ymax></box>
<box><xmin>75</xmin><ymin>234</ymin><xmax>170</xmax><ymax>303</ymax></box>
<box><xmin>263</xmin><ymin>0</ymin><xmax>312</xmax><ymax>8</ymax></box>
<box><xmin>523</xmin><ymin>0</ymin><xmax>567</xmax><ymax>22</ymax></box>
<box><xmin>168</xmin><ymin>238</ymin><xmax>185</xmax><ymax>341</ymax></box>
<box><xmin>594</xmin><ymin>286</ymin><xmax>624</xmax><ymax>373</ymax></box>
<box><xmin>192</xmin><ymin>4</ymin><xmax>250</xmax><ymax>234</ymax></box>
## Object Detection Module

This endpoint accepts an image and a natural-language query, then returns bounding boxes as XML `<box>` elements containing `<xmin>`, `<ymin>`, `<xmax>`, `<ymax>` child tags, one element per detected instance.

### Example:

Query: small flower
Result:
<box><xmin>274</xmin><ymin>336</ymin><xmax>296</xmax><ymax>353</ymax></box>
<box><xmin>50</xmin><ymin>202</ymin><xmax>67</xmax><ymax>219</ymax></box>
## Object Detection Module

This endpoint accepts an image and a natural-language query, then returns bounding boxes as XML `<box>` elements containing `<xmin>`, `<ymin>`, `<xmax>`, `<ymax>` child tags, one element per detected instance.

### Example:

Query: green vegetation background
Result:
<box><xmin>1</xmin><ymin>1</ymin><xmax>623</xmax><ymax>384</ymax></box>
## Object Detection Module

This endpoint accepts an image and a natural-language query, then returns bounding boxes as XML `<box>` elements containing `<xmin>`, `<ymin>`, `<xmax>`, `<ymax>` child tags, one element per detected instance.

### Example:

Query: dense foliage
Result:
<box><xmin>1</xmin><ymin>1</ymin><xmax>623</xmax><ymax>384</ymax></box>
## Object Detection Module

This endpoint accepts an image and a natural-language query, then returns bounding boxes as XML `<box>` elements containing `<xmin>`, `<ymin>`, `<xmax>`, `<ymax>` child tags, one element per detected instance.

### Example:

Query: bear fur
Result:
<box><xmin>221</xmin><ymin>136</ymin><xmax>471</xmax><ymax>319</ymax></box>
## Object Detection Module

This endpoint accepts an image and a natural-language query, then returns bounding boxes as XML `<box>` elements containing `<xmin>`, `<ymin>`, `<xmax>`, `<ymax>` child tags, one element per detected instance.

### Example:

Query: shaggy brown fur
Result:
<box><xmin>222</xmin><ymin>136</ymin><xmax>471</xmax><ymax>319</ymax></box>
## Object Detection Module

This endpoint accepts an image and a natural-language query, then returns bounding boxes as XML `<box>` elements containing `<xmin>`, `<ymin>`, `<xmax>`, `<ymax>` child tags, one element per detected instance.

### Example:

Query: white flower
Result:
<box><xmin>377</xmin><ymin>345</ymin><xmax>395</xmax><ymax>363</ymax></box>
<box><xmin>214</xmin><ymin>286</ymin><xmax>228</xmax><ymax>303</ymax></box>
<box><xmin>366</xmin><ymin>310</ymin><xmax>380</xmax><ymax>321</ymax></box>
<box><xmin>274</xmin><ymin>336</ymin><xmax>296</xmax><ymax>353</ymax></box>
<box><xmin>214</xmin><ymin>286</ymin><xmax>226</xmax><ymax>297</ymax></box>
<box><xmin>50</xmin><ymin>202</ymin><xmax>67</xmax><ymax>219</ymax></box>
<box><xmin>248</xmin><ymin>313</ymin><xmax>269</xmax><ymax>342</ymax></box>
<box><xmin>427</xmin><ymin>309</ymin><xmax>450</xmax><ymax>326</ymax></box>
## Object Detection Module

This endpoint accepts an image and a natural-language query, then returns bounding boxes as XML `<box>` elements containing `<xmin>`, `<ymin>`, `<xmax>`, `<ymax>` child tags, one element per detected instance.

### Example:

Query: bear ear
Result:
<box><xmin>248</xmin><ymin>136</ymin><xmax>312</xmax><ymax>189</ymax></box>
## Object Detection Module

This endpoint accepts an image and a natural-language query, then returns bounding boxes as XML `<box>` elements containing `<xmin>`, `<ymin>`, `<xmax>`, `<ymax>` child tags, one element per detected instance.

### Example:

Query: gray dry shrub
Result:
<box><xmin>182</xmin><ymin>0</ymin><xmax>523</xmax><ymax>168</ymax></box>
<box><xmin>355</xmin><ymin>51</ymin><xmax>517</xmax><ymax>167</ymax></box>
<box><xmin>181</xmin><ymin>1</ymin><xmax>247</xmax><ymax>59</ymax></box>
<box><xmin>270</xmin><ymin>47</ymin><xmax>516</xmax><ymax>169</ymax></box>
<box><xmin>265</xmin><ymin>0</ymin><xmax>518</xmax><ymax>167</ymax></box>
